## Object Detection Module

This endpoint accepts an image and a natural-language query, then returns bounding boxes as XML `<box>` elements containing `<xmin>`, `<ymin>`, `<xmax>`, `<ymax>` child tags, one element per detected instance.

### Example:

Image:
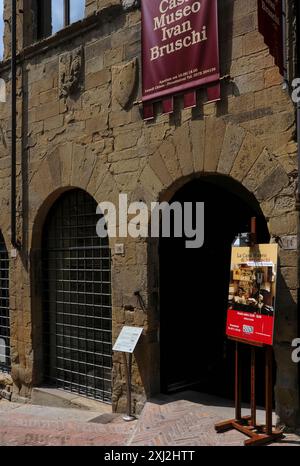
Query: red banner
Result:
<box><xmin>142</xmin><ymin>0</ymin><xmax>220</xmax><ymax>118</ymax></box>
<box><xmin>258</xmin><ymin>0</ymin><xmax>284</xmax><ymax>76</ymax></box>
<box><xmin>226</xmin><ymin>245</ymin><xmax>278</xmax><ymax>346</ymax></box>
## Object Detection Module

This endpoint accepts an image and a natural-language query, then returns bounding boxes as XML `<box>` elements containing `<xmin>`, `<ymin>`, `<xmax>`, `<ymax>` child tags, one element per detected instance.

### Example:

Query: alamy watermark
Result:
<box><xmin>96</xmin><ymin>194</ymin><xmax>205</xmax><ymax>249</ymax></box>
<box><xmin>292</xmin><ymin>338</ymin><xmax>300</xmax><ymax>363</ymax></box>
<box><xmin>291</xmin><ymin>78</ymin><xmax>300</xmax><ymax>104</ymax></box>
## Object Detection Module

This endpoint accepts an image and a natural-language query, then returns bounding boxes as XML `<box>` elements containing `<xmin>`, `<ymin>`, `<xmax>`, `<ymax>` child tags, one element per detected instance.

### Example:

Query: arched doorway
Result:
<box><xmin>160</xmin><ymin>175</ymin><xmax>274</xmax><ymax>406</ymax></box>
<box><xmin>0</xmin><ymin>232</ymin><xmax>9</xmax><ymax>372</ymax></box>
<box><xmin>42</xmin><ymin>189</ymin><xmax>112</xmax><ymax>403</ymax></box>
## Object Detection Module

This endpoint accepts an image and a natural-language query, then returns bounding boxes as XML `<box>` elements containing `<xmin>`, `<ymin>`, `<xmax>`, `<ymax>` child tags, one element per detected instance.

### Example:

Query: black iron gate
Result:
<box><xmin>42</xmin><ymin>189</ymin><xmax>112</xmax><ymax>403</ymax></box>
<box><xmin>0</xmin><ymin>232</ymin><xmax>10</xmax><ymax>373</ymax></box>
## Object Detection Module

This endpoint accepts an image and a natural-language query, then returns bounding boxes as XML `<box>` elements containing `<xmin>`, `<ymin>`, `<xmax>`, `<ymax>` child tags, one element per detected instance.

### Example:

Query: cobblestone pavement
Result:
<box><xmin>0</xmin><ymin>392</ymin><xmax>299</xmax><ymax>446</ymax></box>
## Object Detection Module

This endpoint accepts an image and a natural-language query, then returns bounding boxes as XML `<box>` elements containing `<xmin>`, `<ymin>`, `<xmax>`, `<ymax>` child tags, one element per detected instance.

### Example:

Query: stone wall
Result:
<box><xmin>0</xmin><ymin>0</ymin><xmax>299</xmax><ymax>427</ymax></box>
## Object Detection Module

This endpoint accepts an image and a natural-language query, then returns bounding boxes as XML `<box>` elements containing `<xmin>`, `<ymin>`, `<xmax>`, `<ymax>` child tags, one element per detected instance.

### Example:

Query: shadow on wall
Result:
<box><xmin>274</xmin><ymin>263</ymin><xmax>298</xmax><ymax>345</ymax></box>
<box><xmin>216</xmin><ymin>0</ymin><xmax>237</xmax><ymax>116</ymax></box>
<box><xmin>272</xmin><ymin>258</ymin><xmax>299</xmax><ymax>427</ymax></box>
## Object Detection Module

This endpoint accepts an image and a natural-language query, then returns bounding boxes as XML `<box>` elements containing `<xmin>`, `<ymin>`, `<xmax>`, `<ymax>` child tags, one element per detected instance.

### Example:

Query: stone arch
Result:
<box><xmin>29</xmin><ymin>182</ymin><xmax>116</xmax><ymax>389</ymax></box>
<box><xmin>28</xmin><ymin>137</ymin><xmax>123</xmax><ymax>254</ymax></box>
<box><xmin>142</xmin><ymin>119</ymin><xmax>296</xmax><ymax>221</ymax></box>
<box><xmin>140</xmin><ymin>120</ymin><xmax>297</xmax><ymax>284</ymax></box>
<box><xmin>142</xmin><ymin>119</ymin><xmax>298</xmax><ymax>427</ymax></box>
<box><xmin>29</xmin><ymin>144</ymin><xmax>119</xmax><ymax>249</ymax></box>
<box><xmin>26</xmin><ymin>140</ymin><xmax>122</xmax><ymax>399</ymax></box>
<box><xmin>31</xmin><ymin>186</ymin><xmax>79</xmax><ymax>253</ymax></box>
<box><xmin>39</xmin><ymin>188</ymin><xmax>112</xmax><ymax>402</ymax></box>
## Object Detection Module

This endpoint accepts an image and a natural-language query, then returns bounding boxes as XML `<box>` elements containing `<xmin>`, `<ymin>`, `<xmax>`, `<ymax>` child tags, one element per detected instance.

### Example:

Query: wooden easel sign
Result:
<box><xmin>215</xmin><ymin>222</ymin><xmax>284</xmax><ymax>446</ymax></box>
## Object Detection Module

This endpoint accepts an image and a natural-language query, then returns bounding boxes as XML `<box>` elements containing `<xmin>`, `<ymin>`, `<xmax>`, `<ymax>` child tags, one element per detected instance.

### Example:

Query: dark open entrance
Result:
<box><xmin>160</xmin><ymin>176</ymin><xmax>275</xmax><ymax>407</ymax></box>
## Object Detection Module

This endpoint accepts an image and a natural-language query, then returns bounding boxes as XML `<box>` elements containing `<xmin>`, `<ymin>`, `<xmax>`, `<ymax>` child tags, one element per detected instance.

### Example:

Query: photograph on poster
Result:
<box><xmin>228</xmin><ymin>264</ymin><xmax>275</xmax><ymax>316</ymax></box>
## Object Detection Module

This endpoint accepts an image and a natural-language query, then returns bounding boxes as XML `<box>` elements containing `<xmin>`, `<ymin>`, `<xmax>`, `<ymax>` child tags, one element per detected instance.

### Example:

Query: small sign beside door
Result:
<box><xmin>113</xmin><ymin>326</ymin><xmax>143</xmax><ymax>353</ymax></box>
<box><xmin>0</xmin><ymin>338</ymin><xmax>6</xmax><ymax>363</ymax></box>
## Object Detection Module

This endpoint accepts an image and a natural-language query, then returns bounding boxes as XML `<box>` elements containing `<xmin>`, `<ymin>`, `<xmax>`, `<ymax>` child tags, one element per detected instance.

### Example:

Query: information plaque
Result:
<box><xmin>113</xmin><ymin>326</ymin><xmax>143</xmax><ymax>353</ymax></box>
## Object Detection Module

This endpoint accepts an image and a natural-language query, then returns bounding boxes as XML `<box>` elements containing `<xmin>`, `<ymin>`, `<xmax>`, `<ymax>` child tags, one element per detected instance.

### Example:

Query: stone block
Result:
<box><xmin>85</xmin><ymin>69</ymin><xmax>111</xmax><ymax>90</ymax></box>
<box><xmin>243</xmin><ymin>30</ymin><xmax>267</xmax><ymax>56</ymax></box>
<box><xmin>139</xmin><ymin>165</ymin><xmax>163</xmax><ymax>199</ymax></box>
<box><xmin>269</xmin><ymin>212</ymin><xmax>298</xmax><ymax>237</ymax></box>
<box><xmin>204</xmin><ymin>117</ymin><xmax>226</xmax><ymax>172</ymax></box>
<box><xmin>112</xmin><ymin>60</ymin><xmax>137</xmax><ymax>108</ymax></box>
<box><xmin>114</xmin><ymin>129</ymin><xmax>140</xmax><ymax>151</ymax></box>
<box><xmin>218</xmin><ymin>123</ymin><xmax>246</xmax><ymax>174</ymax></box>
<box><xmin>44</xmin><ymin>115</ymin><xmax>64</xmax><ymax>132</ymax></box>
<box><xmin>149</xmin><ymin>152</ymin><xmax>173</xmax><ymax>187</ymax></box>
<box><xmin>85</xmin><ymin>115</ymin><xmax>108</xmax><ymax>135</ymax></box>
<box><xmin>234</xmin><ymin>70</ymin><xmax>265</xmax><ymax>94</ymax></box>
<box><xmin>174</xmin><ymin>124</ymin><xmax>194</xmax><ymax>177</ymax></box>
<box><xmin>36</xmin><ymin>102</ymin><xmax>60</xmax><ymax>121</ymax></box>
<box><xmin>158</xmin><ymin>140</ymin><xmax>182</xmax><ymax>182</ymax></box>
<box><xmin>190</xmin><ymin>119</ymin><xmax>205</xmax><ymax>173</ymax></box>
<box><xmin>255</xmin><ymin>166</ymin><xmax>290</xmax><ymax>201</ymax></box>
<box><xmin>264</xmin><ymin>67</ymin><xmax>282</xmax><ymax>88</ymax></box>
<box><xmin>230</xmin><ymin>132</ymin><xmax>264</xmax><ymax>181</ymax></box>
<box><xmin>243</xmin><ymin>148</ymin><xmax>277</xmax><ymax>192</ymax></box>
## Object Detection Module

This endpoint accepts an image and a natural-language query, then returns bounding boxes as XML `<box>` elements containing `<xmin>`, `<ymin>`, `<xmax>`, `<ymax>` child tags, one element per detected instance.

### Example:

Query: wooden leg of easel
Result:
<box><xmin>266</xmin><ymin>346</ymin><xmax>273</xmax><ymax>435</ymax></box>
<box><xmin>235</xmin><ymin>342</ymin><xmax>241</xmax><ymax>421</ymax></box>
<box><xmin>244</xmin><ymin>346</ymin><xmax>284</xmax><ymax>446</ymax></box>
<box><xmin>251</xmin><ymin>347</ymin><xmax>256</xmax><ymax>427</ymax></box>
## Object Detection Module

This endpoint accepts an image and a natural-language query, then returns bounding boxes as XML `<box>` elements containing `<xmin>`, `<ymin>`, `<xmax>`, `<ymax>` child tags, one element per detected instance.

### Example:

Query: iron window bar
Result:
<box><xmin>0</xmin><ymin>233</ymin><xmax>10</xmax><ymax>373</ymax></box>
<box><xmin>43</xmin><ymin>190</ymin><xmax>112</xmax><ymax>403</ymax></box>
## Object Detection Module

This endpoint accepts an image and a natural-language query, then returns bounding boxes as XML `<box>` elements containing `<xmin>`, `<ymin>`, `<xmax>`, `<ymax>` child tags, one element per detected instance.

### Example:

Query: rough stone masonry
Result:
<box><xmin>0</xmin><ymin>0</ymin><xmax>298</xmax><ymax>430</ymax></box>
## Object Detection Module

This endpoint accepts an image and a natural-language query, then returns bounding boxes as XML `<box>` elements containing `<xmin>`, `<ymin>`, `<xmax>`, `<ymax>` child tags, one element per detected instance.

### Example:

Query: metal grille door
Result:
<box><xmin>0</xmin><ymin>233</ymin><xmax>10</xmax><ymax>373</ymax></box>
<box><xmin>43</xmin><ymin>190</ymin><xmax>112</xmax><ymax>403</ymax></box>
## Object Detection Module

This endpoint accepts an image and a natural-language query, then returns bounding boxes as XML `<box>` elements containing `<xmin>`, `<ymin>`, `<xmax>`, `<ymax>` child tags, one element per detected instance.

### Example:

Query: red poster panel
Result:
<box><xmin>142</xmin><ymin>0</ymin><xmax>220</xmax><ymax>104</ymax></box>
<box><xmin>226</xmin><ymin>245</ymin><xmax>278</xmax><ymax>346</ymax></box>
<box><xmin>258</xmin><ymin>0</ymin><xmax>284</xmax><ymax>76</ymax></box>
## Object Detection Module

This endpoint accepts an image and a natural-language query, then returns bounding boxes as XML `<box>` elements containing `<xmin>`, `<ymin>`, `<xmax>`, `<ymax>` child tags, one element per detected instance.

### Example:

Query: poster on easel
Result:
<box><xmin>226</xmin><ymin>244</ymin><xmax>278</xmax><ymax>346</ymax></box>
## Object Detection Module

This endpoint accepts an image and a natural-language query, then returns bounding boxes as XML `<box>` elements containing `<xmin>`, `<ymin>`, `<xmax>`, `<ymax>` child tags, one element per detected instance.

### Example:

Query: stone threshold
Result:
<box><xmin>31</xmin><ymin>386</ymin><xmax>112</xmax><ymax>413</ymax></box>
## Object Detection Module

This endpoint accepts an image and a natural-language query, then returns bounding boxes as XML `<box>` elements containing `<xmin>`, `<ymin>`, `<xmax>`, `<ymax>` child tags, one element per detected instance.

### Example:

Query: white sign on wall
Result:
<box><xmin>113</xmin><ymin>326</ymin><xmax>143</xmax><ymax>354</ymax></box>
<box><xmin>281</xmin><ymin>235</ymin><xmax>297</xmax><ymax>251</ymax></box>
<box><xmin>0</xmin><ymin>338</ymin><xmax>6</xmax><ymax>363</ymax></box>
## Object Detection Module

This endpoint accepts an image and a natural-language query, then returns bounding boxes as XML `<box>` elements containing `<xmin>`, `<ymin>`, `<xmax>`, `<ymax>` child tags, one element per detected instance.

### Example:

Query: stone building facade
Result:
<box><xmin>0</xmin><ymin>0</ymin><xmax>299</xmax><ymax>429</ymax></box>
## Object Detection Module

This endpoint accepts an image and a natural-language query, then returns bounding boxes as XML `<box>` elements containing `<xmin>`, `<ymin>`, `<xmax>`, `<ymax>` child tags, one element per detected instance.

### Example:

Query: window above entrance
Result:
<box><xmin>37</xmin><ymin>0</ymin><xmax>85</xmax><ymax>40</ymax></box>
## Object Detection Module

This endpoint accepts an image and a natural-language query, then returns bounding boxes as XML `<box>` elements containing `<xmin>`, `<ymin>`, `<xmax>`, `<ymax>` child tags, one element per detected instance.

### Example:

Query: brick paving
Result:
<box><xmin>129</xmin><ymin>392</ymin><xmax>300</xmax><ymax>446</ymax></box>
<box><xmin>0</xmin><ymin>400</ymin><xmax>137</xmax><ymax>446</ymax></box>
<box><xmin>0</xmin><ymin>392</ymin><xmax>299</xmax><ymax>446</ymax></box>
